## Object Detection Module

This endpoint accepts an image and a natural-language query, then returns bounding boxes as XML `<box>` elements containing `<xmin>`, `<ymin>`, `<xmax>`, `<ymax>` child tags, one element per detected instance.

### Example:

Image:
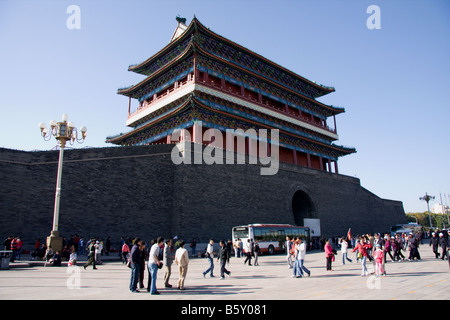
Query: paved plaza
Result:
<box><xmin>0</xmin><ymin>240</ymin><xmax>449</xmax><ymax>301</ymax></box>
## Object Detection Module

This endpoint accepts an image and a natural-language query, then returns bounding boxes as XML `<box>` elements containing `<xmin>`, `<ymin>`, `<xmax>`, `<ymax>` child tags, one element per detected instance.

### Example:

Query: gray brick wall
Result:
<box><xmin>0</xmin><ymin>144</ymin><xmax>406</xmax><ymax>250</ymax></box>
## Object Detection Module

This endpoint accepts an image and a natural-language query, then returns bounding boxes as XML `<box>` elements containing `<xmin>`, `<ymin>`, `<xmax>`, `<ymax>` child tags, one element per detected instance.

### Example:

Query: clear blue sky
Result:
<box><xmin>1</xmin><ymin>0</ymin><xmax>449</xmax><ymax>213</ymax></box>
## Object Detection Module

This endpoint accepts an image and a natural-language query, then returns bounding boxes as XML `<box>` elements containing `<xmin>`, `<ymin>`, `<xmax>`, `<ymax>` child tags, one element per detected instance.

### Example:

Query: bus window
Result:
<box><xmin>268</xmin><ymin>230</ymin><xmax>277</xmax><ymax>241</ymax></box>
<box><xmin>233</xmin><ymin>227</ymin><xmax>249</xmax><ymax>239</ymax></box>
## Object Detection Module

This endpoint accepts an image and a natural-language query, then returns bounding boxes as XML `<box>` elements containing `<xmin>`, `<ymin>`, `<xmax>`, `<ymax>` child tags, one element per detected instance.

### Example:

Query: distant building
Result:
<box><xmin>431</xmin><ymin>203</ymin><xmax>447</xmax><ymax>214</ymax></box>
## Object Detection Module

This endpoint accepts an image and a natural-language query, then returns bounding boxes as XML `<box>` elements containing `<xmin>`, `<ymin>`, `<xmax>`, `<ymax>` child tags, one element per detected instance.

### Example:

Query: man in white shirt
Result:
<box><xmin>149</xmin><ymin>237</ymin><xmax>164</xmax><ymax>294</ymax></box>
<box><xmin>175</xmin><ymin>240</ymin><xmax>189</xmax><ymax>290</ymax></box>
<box><xmin>202</xmin><ymin>239</ymin><xmax>215</xmax><ymax>278</ymax></box>
<box><xmin>298</xmin><ymin>238</ymin><xmax>311</xmax><ymax>277</ymax></box>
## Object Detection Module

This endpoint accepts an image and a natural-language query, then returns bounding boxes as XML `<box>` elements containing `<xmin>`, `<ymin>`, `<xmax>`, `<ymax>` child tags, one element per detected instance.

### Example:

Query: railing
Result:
<box><xmin>127</xmin><ymin>76</ymin><xmax>337</xmax><ymax>134</ymax></box>
<box><xmin>199</xmin><ymin>80</ymin><xmax>337</xmax><ymax>134</ymax></box>
<box><xmin>127</xmin><ymin>77</ymin><xmax>194</xmax><ymax>119</ymax></box>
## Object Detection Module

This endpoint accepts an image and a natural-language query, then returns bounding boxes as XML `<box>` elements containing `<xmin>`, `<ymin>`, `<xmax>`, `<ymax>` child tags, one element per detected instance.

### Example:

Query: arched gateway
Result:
<box><xmin>292</xmin><ymin>190</ymin><xmax>316</xmax><ymax>226</ymax></box>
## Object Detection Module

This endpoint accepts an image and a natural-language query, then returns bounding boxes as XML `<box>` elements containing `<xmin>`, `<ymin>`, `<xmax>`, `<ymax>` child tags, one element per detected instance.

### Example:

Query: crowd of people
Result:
<box><xmin>3</xmin><ymin>227</ymin><xmax>449</xmax><ymax>295</ymax></box>
<box><xmin>2</xmin><ymin>234</ymin><xmax>112</xmax><ymax>268</ymax></box>
<box><xmin>120</xmin><ymin>236</ymin><xmax>248</xmax><ymax>294</ymax></box>
<box><xmin>122</xmin><ymin>236</ymin><xmax>191</xmax><ymax>294</ymax></box>
<box><xmin>2</xmin><ymin>235</ymin><xmax>23</xmax><ymax>262</ymax></box>
<box><xmin>313</xmin><ymin>229</ymin><xmax>450</xmax><ymax>278</ymax></box>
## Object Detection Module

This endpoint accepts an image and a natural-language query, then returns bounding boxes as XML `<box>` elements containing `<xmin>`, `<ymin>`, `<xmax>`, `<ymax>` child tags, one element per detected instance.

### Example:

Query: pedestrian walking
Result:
<box><xmin>129</xmin><ymin>238</ymin><xmax>142</xmax><ymax>293</ymax></box>
<box><xmin>384</xmin><ymin>236</ymin><xmax>394</xmax><ymax>262</ymax></box>
<box><xmin>394</xmin><ymin>234</ymin><xmax>405</xmax><ymax>261</ymax></box>
<box><xmin>390</xmin><ymin>237</ymin><xmax>398</xmax><ymax>261</ymax></box>
<box><xmin>163</xmin><ymin>238</ymin><xmax>175</xmax><ymax>288</ymax></box>
<box><xmin>148</xmin><ymin>237</ymin><xmax>164</xmax><ymax>295</ymax></box>
<box><xmin>83</xmin><ymin>239</ymin><xmax>97</xmax><ymax>270</ymax></box>
<box><xmin>202</xmin><ymin>239</ymin><xmax>215</xmax><ymax>278</ymax></box>
<box><xmin>254</xmin><ymin>240</ymin><xmax>260</xmax><ymax>266</ymax></box>
<box><xmin>429</xmin><ymin>232</ymin><xmax>440</xmax><ymax>259</ymax></box>
<box><xmin>439</xmin><ymin>233</ymin><xmax>448</xmax><ymax>261</ymax></box>
<box><xmin>293</xmin><ymin>238</ymin><xmax>311</xmax><ymax>278</ymax></box>
<box><xmin>121</xmin><ymin>241</ymin><xmax>130</xmax><ymax>264</ymax></box>
<box><xmin>352</xmin><ymin>237</ymin><xmax>370</xmax><ymax>276</ymax></box>
<box><xmin>408</xmin><ymin>233</ymin><xmax>421</xmax><ymax>261</ymax></box>
<box><xmin>175</xmin><ymin>240</ymin><xmax>189</xmax><ymax>290</ymax></box>
<box><xmin>340</xmin><ymin>238</ymin><xmax>352</xmax><ymax>264</ymax></box>
<box><xmin>292</xmin><ymin>238</ymin><xmax>301</xmax><ymax>277</ymax></box>
<box><xmin>217</xmin><ymin>240</ymin><xmax>231</xmax><ymax>279</ymax></box>
<box><xmin>373</xmin><ymin>244</ymin><xmax>385</xmax><ymax>277</ymax></box>
<box><xmin>243</xmin><ymin>239</ymin><xmax>253</xmax><ymax>266</ymax></box>
<box><xmin>298</xmin><ymin>238</ymin><xmax>311</xmax><ymax>277</ymax></box>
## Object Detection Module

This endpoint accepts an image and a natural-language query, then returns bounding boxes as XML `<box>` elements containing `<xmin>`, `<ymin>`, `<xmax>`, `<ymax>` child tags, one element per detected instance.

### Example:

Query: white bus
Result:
<box><xmin>232</xmin><ymin>224</ymin><xmax>310</xmax><ymax>255</ymax></box>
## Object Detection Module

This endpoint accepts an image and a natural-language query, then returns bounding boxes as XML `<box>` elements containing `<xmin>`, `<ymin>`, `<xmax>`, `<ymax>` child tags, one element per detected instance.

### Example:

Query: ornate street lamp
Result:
<box><xmin>419</xmin><ymin>192</ymin><xmax>434</xmax><ymax>228</ymax></box>
<box><xmin>39</xmin><ymin>114</ymin><xmax>87</xmax><ymax>252</ymax></box>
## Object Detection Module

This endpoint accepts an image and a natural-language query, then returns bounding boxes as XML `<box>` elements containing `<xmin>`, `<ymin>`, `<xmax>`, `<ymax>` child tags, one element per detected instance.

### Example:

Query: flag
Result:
<box><xmin>347</xmin><ymin>228</ymin><xmax>351</xmax><ymax>241</ymax></box>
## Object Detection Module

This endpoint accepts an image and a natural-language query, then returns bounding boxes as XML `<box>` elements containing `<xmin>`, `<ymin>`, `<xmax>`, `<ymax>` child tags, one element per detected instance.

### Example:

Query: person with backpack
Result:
<box><xmin>83</xmin><ymin>239</ymin><xmax>97</xmax><ymax>270</ymax></box>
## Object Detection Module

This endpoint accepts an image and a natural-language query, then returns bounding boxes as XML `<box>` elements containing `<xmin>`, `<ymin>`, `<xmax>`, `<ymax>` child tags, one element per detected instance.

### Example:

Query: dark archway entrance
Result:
<box><xmin>292</xmin><ymin>190</ymin><xmax>315</xmax><ymax>226</ymax></box>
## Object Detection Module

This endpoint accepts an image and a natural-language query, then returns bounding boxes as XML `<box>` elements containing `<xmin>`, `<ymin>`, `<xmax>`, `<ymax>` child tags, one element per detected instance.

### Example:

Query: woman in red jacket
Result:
<box><xmin>352</xmin><ymin>237</ymin><xmax>371</xmax><ymax>276</ymax></box>
<box><xmin>324</xmin><ymin>240</ymin><xmax>334</xmax><ymax>271</ymax></box>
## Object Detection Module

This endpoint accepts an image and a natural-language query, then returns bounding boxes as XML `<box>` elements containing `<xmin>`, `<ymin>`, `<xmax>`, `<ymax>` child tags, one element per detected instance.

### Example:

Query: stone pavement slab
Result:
<box><xmin>0</xmin><ymin>242</ymin><xmax>449</xmax><ymax>301</ymax></box>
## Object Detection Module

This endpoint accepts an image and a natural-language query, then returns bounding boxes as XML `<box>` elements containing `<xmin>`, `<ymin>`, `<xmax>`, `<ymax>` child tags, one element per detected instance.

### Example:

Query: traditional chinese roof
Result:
<box><xmin>118</xmin><ymin>36</ymin><xmax>344</xmax><ymax>117</ymax></box>
<box><xmin>109</xmin><ymin>17</ymin><xmax>356</xmax><ymax>160</ymax></box>
<box><xmin>126</xmin><ymin>17</ymin><xmax>335</xmax><ymax>99</ymax></box>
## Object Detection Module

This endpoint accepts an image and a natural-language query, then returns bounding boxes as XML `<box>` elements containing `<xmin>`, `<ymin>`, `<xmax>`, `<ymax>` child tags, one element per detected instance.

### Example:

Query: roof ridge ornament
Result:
<box><xmin>176</xmin><ymin>15</ymin><xmax>186</xmax><ymax>25</ymax></box>
<box><xmin>171</xmin><ymin>16</ymin><xmax>188</xmax><ymax>42</ymax></box>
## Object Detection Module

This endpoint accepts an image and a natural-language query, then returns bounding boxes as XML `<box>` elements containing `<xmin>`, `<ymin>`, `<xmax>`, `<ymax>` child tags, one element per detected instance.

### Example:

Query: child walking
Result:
<box><xmin>373</xmin><ymin>244</ymin><xmax>385</xmax><ymax>277</ymax></box>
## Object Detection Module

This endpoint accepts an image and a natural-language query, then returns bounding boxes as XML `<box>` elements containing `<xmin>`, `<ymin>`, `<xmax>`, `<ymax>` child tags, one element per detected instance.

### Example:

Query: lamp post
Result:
<box><xmin>419</xmin><ymin>192</ymin><xmax>434</xmax><ymax>228</ymax></box>
<box><xmin>39</xmin><ymin>114</ymin><xmax>87</xmax><ymax>252</ymax></box>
